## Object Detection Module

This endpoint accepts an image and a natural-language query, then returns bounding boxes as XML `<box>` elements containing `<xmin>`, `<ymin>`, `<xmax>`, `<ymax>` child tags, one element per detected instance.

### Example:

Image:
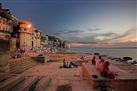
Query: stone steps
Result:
<box><xmin>34</xmin><ymin>76</ymin><xmax>51</xmax><ymax>91</ymax></box>
<box><xmin>9</xmin><ymin>58</ymin><xmax>38</xmax><ymax>74</ymax></box>
<box><xmin>10</xmin><ymin>76</ymin><xmax>39</xmax><ymax>91</ymax></box>
<box><xmin>0</xmin><ymin>74</ymin><xmax>25</xmax><ymax>91</ymax></box>
<box><xmin>0</xmin><ymin>73</ymin><xmax>12</xmax><ymax>82</ymax></box>
<box><xmin>10</xmin><ymin>76</ymin><xmax>51</xmax><ymax>91</ymax></box>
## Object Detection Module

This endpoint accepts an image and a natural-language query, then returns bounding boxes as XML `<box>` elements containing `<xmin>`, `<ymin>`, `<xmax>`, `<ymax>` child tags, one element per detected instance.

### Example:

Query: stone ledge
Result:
<box><xmin>81</xmin><ymin>63</ymin><xmax>137</xmax><ymax>91</ymax></box>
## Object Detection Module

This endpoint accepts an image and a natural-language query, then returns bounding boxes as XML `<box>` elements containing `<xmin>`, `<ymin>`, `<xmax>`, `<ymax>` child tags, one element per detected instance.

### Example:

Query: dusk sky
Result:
<box><xmin>1</xmin><ymin>0</ymin><xmax>136</xmax><ymax>47</ymax></box>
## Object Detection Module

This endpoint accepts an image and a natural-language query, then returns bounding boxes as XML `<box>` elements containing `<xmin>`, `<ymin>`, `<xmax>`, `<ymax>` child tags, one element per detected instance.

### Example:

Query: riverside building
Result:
<box><xmin>18</xmin><ymin>21</ymin><xmax>41</xmax><ymax>50</ymax></box>
<box><xmin>18</xmin><ymin>21</ymin><xmax>33</xmax><ymax>50</ymax></box>
<box><xmin>32</xmin><ymin>29</ymin><xmax>41</xmax><ymax>48</ymax></box>
<box><xmin>0</xmin><ymin>3</ymin><xmax>18</xmax><ymax>51</ymax></box>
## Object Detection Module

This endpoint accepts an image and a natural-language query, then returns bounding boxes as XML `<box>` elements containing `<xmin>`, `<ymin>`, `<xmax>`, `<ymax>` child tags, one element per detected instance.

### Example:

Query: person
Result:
<box><xmin>100</xmin><ymin>61</ymin><xmax>116</xmax><ymax>79</ymax></box>
<box><xmin>69</xmin><ymin>62</ymin><xmax>73</xmax><ymax>68</ymax></box>
<box><xmin>73</xmin><ymin>62</ymin><xmax>78</xmax><ymax>68</ymax></box>
<box><xmin>63</xmin><ymin>59</ymin><xmax>67</xmax><ymax>68</ymax></box>
<box><xmin>91</xmin><ymin>56</ymin><xmax>96</xmax><ymax>65</ymax></box>
<box><xmin>66</xmin><ymin>62</ymin><xmax>69</xmax><ymax>68</ymax></box>
<box><xmin>70</xmin><ymin>61</ymin><xmax>79</xmax><ymax>68</ymax></box>
<box><xmin>100</xmin><ymin>61</ymin><xmax>110</xmax><ymax>77</ymax></box>
<box><xmin>15</xmin><ymin>48</ymin><xmax>21</xmax><ymax>58</ymax></box>
<box><xmin>99</xmin><ymin>56</ymin><xmax>105</xmax><ymax>63</ymax></box>
<box><xmin>80</xmin><ymin>56</ymin><xmax>84</xmax><ymax>60</ymax></box>
<box><xmin>62</xmin><ymin>59</ymin><xmax>69</xmax><ymax>68</ymax></box>
<box><xmin>20</xmin><ymin>48</ymin><xmax>25</xmax><ymax>57</ymax></box>
<box><xmin>96</xmin><ymin>56</ymin><xmax>105</xmax><ymax>71</ymax></box>
<box><xmin>63</xmin><ymin>59</ymin><xmax>65</xmax><ymax>64</ymax></box>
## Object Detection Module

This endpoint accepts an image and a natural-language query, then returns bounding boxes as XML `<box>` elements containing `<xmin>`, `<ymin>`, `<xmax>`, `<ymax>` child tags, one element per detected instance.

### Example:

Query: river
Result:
<box><xmin>70</xmin><ymin>48</ymin><xmax>137</xmax><ymax>60</ymax></box>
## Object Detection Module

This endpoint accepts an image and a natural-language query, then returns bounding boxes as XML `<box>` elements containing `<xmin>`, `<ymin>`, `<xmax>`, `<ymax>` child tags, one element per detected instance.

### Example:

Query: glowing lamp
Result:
<box><xmin>27</xmin><ymin>24</ymin><xmax>31</xmax><ymax>29</ymax></box>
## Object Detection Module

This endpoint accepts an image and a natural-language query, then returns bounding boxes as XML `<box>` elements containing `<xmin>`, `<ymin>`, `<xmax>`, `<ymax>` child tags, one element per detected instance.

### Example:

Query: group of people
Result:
<box><xmin>91</xmin><ymin>55</ymin><xmax>118</xmax><ymax>79</ymax></box>
<box><xmin>14</xmin><ymin>48</ymin><xmax>25</xmax><ymax>58</ymax></box>
<box><xmin>60</xmin><ymin>59</ymin><xmax>78</xmax><ymax>68</ymax></box>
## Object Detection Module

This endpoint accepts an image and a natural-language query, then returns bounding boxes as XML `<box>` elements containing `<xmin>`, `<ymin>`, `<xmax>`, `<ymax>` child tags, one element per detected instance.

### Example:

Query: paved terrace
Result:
<box><xmin>1</xmin><ymin>52</ymin><xmax>137</xmax><ymax>91</ymax></box>
<box><xmin>23</xmin><ymin>62</ymin><xmax>93</xmax><ymax>91</ymax></box>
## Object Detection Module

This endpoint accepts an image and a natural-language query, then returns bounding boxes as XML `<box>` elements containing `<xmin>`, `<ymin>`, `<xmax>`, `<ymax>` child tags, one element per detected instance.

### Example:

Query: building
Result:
<box><xmin>18</xmin><ymin>21</ymin><xmax>41</xmax><ymax>50</ymax></box>
<box><xmin>32</xmin><ymin>29</ymin><xmax>41</xmax><ymax>48</ymax></box>
<box><xmin>18</xmin><ymin>21</ymin><xmax>33</xmax><ymax>50</ymax></box>
<box><xmin>41</xmin><ymin>35</ymin><xmax>49</xmax><ymax>47</ymax></box>
<box><xmin>42</xmin><ymin>35</ymin><xmax>67</xmax><ymax>53</ymax></box>
<box><xmin>0</xmin><ymin>3</ymin><xmax>19</xmax><ymax>73</ymax></box>
<box><xmin>0</xmin><ymin>3</ymin><xmax>18</xmax><ymax>51</ymax></box>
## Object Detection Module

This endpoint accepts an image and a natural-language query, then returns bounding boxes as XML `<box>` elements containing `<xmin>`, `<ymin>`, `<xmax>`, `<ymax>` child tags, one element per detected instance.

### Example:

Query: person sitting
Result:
<box><xmin>66</xmin><ymin>62</ymin><xmax>70</xmax><ymax>68</ymax></box>
<box><xmin>69</xmin><ymin>62</ymin><xmax>73</xmax><ymax>68</ymax></box>
<box><xmin>100</xmin><ymin>61</ymin><xmax>116</xmax><ymax>79</ymax></box>
<box><xmin>96</xmin><ymin>56</ymin><xmax>105</xmax><ymax>71</ymax></box>
<box><xmin>62</xmin><ymin>59</ymin><xmax>70</xmax><ymax>68</ymax></box>
<box><xmin>69</xmin><ymin>61</ymin><xmax>78</xmax><ymax>68</ymax></box>
<box><xmin>95</xmin><ymin>56</ymin><xmax>116</xmax><ymax>79</ymax></box>
<box><xmin>99</xmin><ymin>61</ymin><xmax>109</xmax><ymax>77</ymax></box>
<box><xmin>72</xmin><ymin>62</ymin><xmax>78</xmax><ymax>68</ymax></box>
<box><xmin>15</xmin><ymin>48</ymin><xmax>21</xmax><ymax>58</ymax></box>
<box><xmin>80</xmin><ymin>56</ymin><xmax>84</xmax><ymax>60</ymax></box>
<box><xmin>99</xmin><ymin>56</ymin><xmax>105</xmax><ymax>63</ymax></box>
<box><xmin>63</xmin><ymin>59</ymin><xmax>67</xmax><ymax>68</ymax></box>
<box><xmin>91</xmin><ymin>56</ymin><xmax>96</xmax><ymax>65</ymax></box>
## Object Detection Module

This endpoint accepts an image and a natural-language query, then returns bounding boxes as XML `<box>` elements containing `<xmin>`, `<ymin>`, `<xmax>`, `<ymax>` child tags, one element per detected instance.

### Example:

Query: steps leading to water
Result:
<box><xmin>10</xmin><ymin>76</ymin><xmax>39</xmax><ymax>91</ymax></box>
<box><xmin>9</xmin><ymin>76</ymin><xmax>51</xmax><ymax>91</ymax></box>
<box><xmin>0</xmin><ymin>73</ymin><xmax>25</xmax><ymax>91</ymax></box>
<box><xmin>0</xmin><ymin>56</ymin><xmax>52</xmax><ymax>91</ymax></box>
<box><xmin>9</xmin><ymin>57</ymin><xmax>38</xmax><ymax>74</ymax></box>
<box><xmin>34</xmin><ymin>76</ymin><xmax>51</xmax><ymax>91</ymax></box>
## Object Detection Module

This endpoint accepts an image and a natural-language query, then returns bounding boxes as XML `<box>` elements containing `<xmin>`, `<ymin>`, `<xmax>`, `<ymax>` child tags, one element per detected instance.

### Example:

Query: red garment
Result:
<box><xmin>91</xmin><ymin>56</ymin><xmax>96</xmax><ymax>65</ymax></box>
<box><xmin>100</xmin><ymin>61</ymin><xmax>116</xmax><ymax>79</ymax></box>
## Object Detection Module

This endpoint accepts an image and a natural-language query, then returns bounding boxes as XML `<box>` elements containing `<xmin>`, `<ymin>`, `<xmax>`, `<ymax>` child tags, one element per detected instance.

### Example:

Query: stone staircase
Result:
<box><xmin>0</xmin><ymin>57</ymin><xmax>51</xmax><ymax>91</ymax></box>
<box><xmin>10</xmin><ymin>76</ymin><xmax>39</xmax><ymax>91</ymax></box>
<box><xmin>9</xmin><ymin>57</ymin><xmax>38</xmax><ymax>74</ymax></box>
<box><xmin>0</xmin><ymin>73</ymin><xmax>51</xmax><ymax>91</ymax></box>
<box><xmin>0</xmin><ymin>73</ymin><xmax>25</xmax><ymax>91</ymax></box>
<box><xmin>10</xmin><ymin>76</ymin><xmax>51</xmax><ymax>91</ymax></box>
<box><xmin>34</xmin><ymin>76</ymin><xmax>51</xmax><ymax>91</ymax></box>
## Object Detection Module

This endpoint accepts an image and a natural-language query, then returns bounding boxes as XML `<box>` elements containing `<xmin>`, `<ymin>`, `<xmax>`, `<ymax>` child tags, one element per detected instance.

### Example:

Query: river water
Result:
<box><xmin>70</xmin><ymin>48</ymin><xmax>137</xmax><ymax>60</ymax></box>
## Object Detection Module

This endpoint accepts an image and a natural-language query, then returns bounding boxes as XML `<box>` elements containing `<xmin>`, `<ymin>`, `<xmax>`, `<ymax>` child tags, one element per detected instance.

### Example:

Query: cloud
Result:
<box><xmin>95</xmin><ymin>32</ymin><xmax>118</xmax><ymax>41</ymax></box>
<box><xmin>103</xmin><ymin>27</ymin><xmax>137</xmax><ymax>43</ymax></box>
<box><xmin>111</xmin><ymin>42</ymin><xmax>137</xmax><ymax>48</ymax></box>
<box><xmin>56</xmin><ymin>29</ymin><xmax>118</xmax><ymax>43</ymax></box>
<box><xmin>53</xmin><ymin>29</ymin><xmax>82</xmax><ymax>35</ymax></box>
<box><xmin>87</xmin><ymin>28</ymin><xmax>101</xmax><ymax>31</ymax></box>
<box><xmin>99</xmin><ymin>33</ymin><xmax>117</xmax><ymax>37</ymax></box>
<box><xmin>55</xmin><ymin>27</ymin><xmax>137</xmax><ymax>48</ymax></box>
<box><xmin>54</xmin><ymin>27</ymin><xmax>101</xmax><ymax>36</ymax></box>
<box><xmin>54</xmin><ymin>27</ymin><xmax>102</xmax><ymax>43</ymax></box>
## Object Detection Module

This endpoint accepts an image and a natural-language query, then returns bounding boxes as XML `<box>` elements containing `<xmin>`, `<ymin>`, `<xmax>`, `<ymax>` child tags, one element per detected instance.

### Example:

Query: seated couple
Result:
<box><xmin>92</xmin><ymin>56</ymin><xmax>118</xmax><ymax>79</ymax></box>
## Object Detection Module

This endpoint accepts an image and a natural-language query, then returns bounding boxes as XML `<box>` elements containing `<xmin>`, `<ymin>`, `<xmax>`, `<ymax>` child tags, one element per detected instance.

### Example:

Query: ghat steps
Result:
<box><xmin>9</xmin><ymin>57</ymin><xmax>38</xmax><ymax>74</ymax></box>
<box><xmin>0</xmin><ymin>73</ymin><xmax>24</xmax><ymax>91</ymax></box>
<box><xmin>10</xmin><ymin>76</ymin><xmax>51</xmax><ymax>91</ymax></box>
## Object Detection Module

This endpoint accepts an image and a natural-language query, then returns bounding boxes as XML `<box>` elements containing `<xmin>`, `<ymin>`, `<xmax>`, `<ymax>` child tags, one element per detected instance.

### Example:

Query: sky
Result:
<box><xmin>1</xmin><ymin>0</ymin><xmax>137</xmax><ymax>48</ymax></box>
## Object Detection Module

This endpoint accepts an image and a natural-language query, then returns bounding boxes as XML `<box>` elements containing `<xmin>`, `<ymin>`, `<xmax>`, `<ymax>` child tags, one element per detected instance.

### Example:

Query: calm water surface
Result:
<box><xmin>70</xmin><ymin>48</ymin><xmax>137</xmax><ymax>60</ymax></box>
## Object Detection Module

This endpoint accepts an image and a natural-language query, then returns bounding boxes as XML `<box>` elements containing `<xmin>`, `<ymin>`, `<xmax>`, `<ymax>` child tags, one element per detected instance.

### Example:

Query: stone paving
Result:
<box><xmin>23</xmin><ymin>62</ymin><xmax>93</xmax><ymax>91</ymax></box>
<box><xmin>108</xmin><ymin>59</ymin><xmax>137</xmax><ymax>75</ymax></box>
<box><xmin>3</xmin><ymin>52</ymin><xmax>136</xmax><ymax>91</ymax></box>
